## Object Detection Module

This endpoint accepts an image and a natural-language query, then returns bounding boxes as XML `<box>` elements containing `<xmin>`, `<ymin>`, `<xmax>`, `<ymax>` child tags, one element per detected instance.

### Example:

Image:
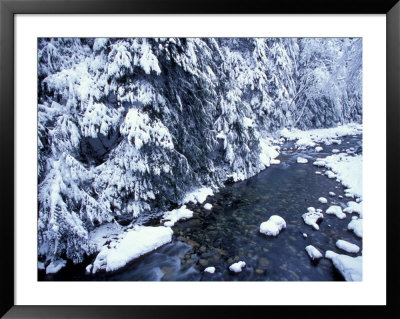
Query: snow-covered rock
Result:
<box><xmin>343</xmin><ymin>201</ymin><xmax>363</xmax><ymax>217</ymax></box>
<box><xmin>318</xmin><ymin>197</ymin><xmax>328</xmax><ymax>204</ymax></box>
<box><xmin>204</xmin><ymin>203</ymin><xmax>213</xmax><ymax>210</ymax></box>
<box><xmin>46</xmin><ymin>259</ymin><xmax>67</xmax><ymax>274</ymax></box>
<box><xmin>347</xmin><ymin>219</ymin><xmax>363</xmax><ymax>238</ymax></box>
<box><xmin>329</xmin><ymin>191</ymin><xmax>336</xmax><ymax>197</ymax></box>
<box><xmin>204</xmin><ymin>266</ymin><xmax>216</xmax><ymax>274</ymax></box>
<box><xmin>325</xmin><ymin>170</ymin><xmax>336</xmax><ymax>179</ymax></box>
<box><xmin>162</xmin><ymin>205</ymin><xmax>194</xmax><ymax>227</ymax></box>
<box><xmin>302</xmin><ymin>207</ymin><xmax>323</xmax><ymax>230</ymax></box>
<box><xmin>336</xmin><ymin>239</ymin><xmax>360</xmax><ymax>253</ymax></box>
<box><xmin>260</xmin><ymin>215</ymin><xmax>286</xmax><ymax>236</ymax></box>
<box><xmin>305</xmin><ymin>245</ymin><xmax>323</xmax><ymax>260</ymax></box>
<box><xmin>326</xmin><ymin>205</ymin><xmax>346</xmax><ymax>219</ymax></box>
<box><xmin>326</xmin><ymin>252</ymin><xmax>362</xmax><ymax>281</ymax></box>
<box><xmin>315</xmin><ymin>146</ymin><xmax>323</xmax><ymax>152</ymax></box>
<box><xmin>229</xmin><ymin>261</ymin><xmax>246</xmax><ymax>273</ymax></box>
<box><xmin>297</xmin><ymin>157</ymin><xmax>308</xmax><ymax>164</ymax></box>
<box><xmin>92</xmin><ymin>226</ymin><xmax>173</xmax><ymax>273</ymax></box>
<box><xmin>183</xmin><ymin>187</ymin><xmax>214</xmax><ymax>205</ymax></box>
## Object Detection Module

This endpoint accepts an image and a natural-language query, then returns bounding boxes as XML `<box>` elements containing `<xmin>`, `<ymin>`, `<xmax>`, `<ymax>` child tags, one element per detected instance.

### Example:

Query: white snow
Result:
<box><xmin>85</xmin><ymin>264</ymin><xmax>93</xmax><ymax>273</ymax></box>
<box><xmin>302</xmin><ymin>207</ymin><xmax>323</xmax><ymax>230</ymax></box>
<box><xmin>343</xmin><ymin>201</ymin><xmax>363</xmax><ymax>217</ymax></box>
<box><xmin>313</xmin><ymin>160</ymin><xmax>326</xmax><ymax>167</ymax></box>
<box><xmin>348</xmin><ymin>219</ymin><xmax>363</xmax><ymax>238</ymax></box>
<box><xmin>92</xmin><ymin>226</ymin><xmax>173</xmax><ymax>273</ymax></box>
<box><xmin>315</xmin><ymin>171</ymin><xmax>322</xmax><ymax>175</ymax></box>
<box><xmin>204</xmin><ymin>203</ymin><xmax>213</xmax><ymax>210</ymax></box>
<box><xmin>320</xmin><ymin>153</ymin><xmax>362</xmax><ymax>199</ymax></box>
<box><xmin>336</xmin><ymin>239</ymin><xmax>360</xmax><ymax>253</ymax></box>
<box><xmin>204</xmin><ymin>266</ymin><xmax>216</xmax><ymax>274</ymax></box>
<box><xmin>89</xmin><ymin>222</ymin><xmax>123</xmax><ymax>251</ymax></box>
<box><xmin>329</xmin><ymin>191</ymin><xmax>336</xmax><ymax>197</ymax></box>
<box><xmin>297</xmin><ymin>157</ymin><xmax>308</xmax><ymax>164</ymax></box>
<box><xmin>325</xmin><ymin>170</ymin><xmax>336</xmax><ymax>179</ymax></box>
<box><xmin>46</xmin><ymin>259</ymin><xmax>67</xmax><ymax>274</ymax></box>
<box><xmin>182</xmin><ymin>187</ymin><xmax>214</xmax><ymax>205</ymax></box>
<box><xmin>325</xmin><ymin>250</ymin><xmax>338</xmax><ymax>260</ymax></box>
<box><xmin>259</xmin><ymin>138</ymin><xmax>280</xmax><ymax>167</ymax></box>
<box><xmin>229</xmin><ymin>261</ymin><xmax>246</xmax><ymax>273</ymax></box>
<box><xmin>315</xmin><ymin>146</ymin><xmax>323</xmax><ymax>152</ymax></box>
<box><xmin>260</xmin><ymin>215</ymin><xmax>287</xmax><ymax>236</ymax></box>
<box><xmin>326</xmin><ymin>205</ymin><xmax>346</xmax><ymax>219</ymax></box>
<box><xmin>332</xmin><ymin>149</ymin><xmax>340</xmax><ymax>153</ymax></box>
<box><xmin>305</xmin><ymin>245</ymin><xmax>323</xmax><ymax>260</ymax></box>
<box><xmin>318</xmin><ymin>197</ymin><xmax>328</xmax><ymax>204</ymax></box>
<box><xmin>162</xmin><ymin>205</ymin><xmax>194</xmax><ymax>227</ymax></box>
<box><xmin>331</xmin><ymin>254</ymin><xmax>362</xmax><ymax>281</ymax></box>
<box><xmin>38</xmin><ymin>261</ymin><xmax>45</xmax><ymax>270</ymax></box>
<box><xmin>270</xmin><ymin>159</ymin><xmax>281</xmax><ymax>165</ymax></box>
<box><xmin>280</xmin><ymin>124</ymin><xmax>362</xmax><ymax>149</ymax></box>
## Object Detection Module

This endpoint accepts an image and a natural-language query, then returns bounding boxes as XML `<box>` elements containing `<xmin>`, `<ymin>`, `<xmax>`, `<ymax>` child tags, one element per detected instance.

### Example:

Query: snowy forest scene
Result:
<box><xmin>38</xmin><ymin>37</ymin><xmax>363</xmax><ymax>281</ymax></box>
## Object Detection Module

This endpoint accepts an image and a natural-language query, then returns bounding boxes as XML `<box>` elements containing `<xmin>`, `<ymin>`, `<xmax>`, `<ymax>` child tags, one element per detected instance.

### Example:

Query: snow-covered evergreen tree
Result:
<box><xmin>38</xmin><ymin>37</ymin><xmax>362</xmax><ymax>265</ymax></box>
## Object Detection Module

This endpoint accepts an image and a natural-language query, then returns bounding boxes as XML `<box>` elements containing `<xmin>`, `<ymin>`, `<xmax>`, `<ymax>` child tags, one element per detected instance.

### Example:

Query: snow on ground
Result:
<box><xmin>305</xmin><ymin>245</ymin><xmax>323</xmax><ymax>260</ymax></box>
<box><xmin>302</xmin><ymin>207</ymin><xmax>323</xmax><ymax>230</ymax></box>
<box><xmin>89</xmin><ymin>222</ymin><xmax>123</xmax><ymax>251</ymax></box>
<box><xmin>336</xmin><ymin>239</ymin><xmax>360</xmax><ymax>253</ymax></box>
<box><xmin>325</xmin><ymin>251</ymin><xmax>362</xmax><ymax>281</ymax></box>
<box><xmin>344</xmin><ymin>201</ymin><xmax>363</xmax><ymax>217</ymax></box>
<box><xmin>297</xmin><ymin>157</ymin><xmax>308</xmax><ymax>164</ymax></box>
<box><xmin>318</xmin><ymin>197</ymin><xmax>328</xmax><ymax>204</ymax></box>
<box><xmin>162</xmin><ymin>205</ymin><xmax>194</xmax><ymax>227</ymax></box>
<box><xmin>204</xmin><ymin>266</ymin><xmax>216</xmax><ymax>274</ymax></box>
<box><xmin>260</xmin><ymin>215</ymin><xmax>286</xmax><ymax>236</ymax></box>
<box><xmin>325</xmin><ymin>170</ymin><xmax>336</xmax><ymax>179</ymax></box>
<box><xmin>320</xmin><ymin>153</ymin><xmax>362</xmax><ymax>199</ymax></box>
<box><xmin>92</xmin><ymin>226</ymin><xmax>173</xmax><ymax>273</ymax></box>
<box><xmin>229</xmin><ymin>261</ymin><xmax>246</xmax><ymax>273</ymax></box>
<box><xmin>315</xmin><ymin>146</ymin><xmax>323</xmax><ymax>152</ymax></box>
<box><xmin>280</xmin><ymin>123</ymin><xmax>362</xmax><ymax>149</ymax></box>
<box><xmin>182</xmin><ymin>187</ymin><xmax>214</xmax><ymax>204</ymax></box>
<box><xmin>326</xmin><ymin>205</ymin><xmax>346</xmax><ymax>219</ymax></box>
<box><xmin>348</xmin><ymin>219</ymin><xmax>363</xmax><ymax>238</ymax></box>
<box><xmin>204</xmin><ymin>203</ymin><xmax>213</xmax><ymax>210</ymax></box>
<box><xmin>259</xmin><ymin>138</ymin><xmax>280</xmax><ymax>168</ymax></box>
<box><xmin>46</xmin><ymin>259</ymin><xmax>67</xmax><ymax>274</ymax></box>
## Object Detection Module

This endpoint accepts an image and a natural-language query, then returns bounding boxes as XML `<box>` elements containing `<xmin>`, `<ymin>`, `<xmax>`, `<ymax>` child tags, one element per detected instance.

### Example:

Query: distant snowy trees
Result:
<box><xmin>38</xmin><ymin>37</ymin><xmax>362</xmax><ymax>265</ymax></box>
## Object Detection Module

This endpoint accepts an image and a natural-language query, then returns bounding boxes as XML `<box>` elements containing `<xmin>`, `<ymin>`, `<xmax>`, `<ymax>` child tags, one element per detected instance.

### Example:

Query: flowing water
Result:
<box><xmin>41</xmin><ymin>134</ymin><xmax>362</xmax><ymax>281</ymax></box>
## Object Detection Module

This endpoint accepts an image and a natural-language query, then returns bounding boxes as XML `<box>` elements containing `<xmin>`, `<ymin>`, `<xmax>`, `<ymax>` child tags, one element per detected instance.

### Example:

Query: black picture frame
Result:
<box><xmin>1</xmin><ymin>0</ymin><xmax>399</xmax><ymax>317</ymax></box>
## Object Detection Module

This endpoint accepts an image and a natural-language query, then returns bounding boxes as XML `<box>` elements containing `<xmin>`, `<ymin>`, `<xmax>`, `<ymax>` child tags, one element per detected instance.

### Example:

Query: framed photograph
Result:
<box><xmin>1</xmin><ymin>0</ymin><xmax>399</xmax><ymax>317</ymax></box>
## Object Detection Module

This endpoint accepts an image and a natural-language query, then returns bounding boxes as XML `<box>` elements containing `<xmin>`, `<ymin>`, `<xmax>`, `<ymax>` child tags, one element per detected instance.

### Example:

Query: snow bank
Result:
<box><xmin>318</xmin><ymin>197</ymin><xmax>328</xmax><ymax>204</ymax></box>
<box><xmin>280</xmin><ymin>124</ymin><xmax>362</xmax><ymax>149</ymax></box>
<box><xmin>332</xmin><ymin>255</ymin><xmax>362</xmax><ymax>281</ymax></box>
<box><xmin>297</xmin><ymin>157</ymin><xmax>308</xmax><ymax>164</ymax></box>
<box><xmin>326</xmin><ymin>205</ymin><xmax>346</xmax><ymax>219</ymax></box>
<box><xmin>204</xmin><ymin>266</ymin><xmax>216</xmax><ymax>274</ymax></box>
<box><xmin>92</xmin><ymin>226</ymin><xmax>173</xmax><ymax>273</ymax></box>
<box><xmin>46</xmin><ymin>259</ymin><xmax>67</xmax><ymax>274</ymax></box>
<box><xmin>321</xmin><ymin>153</ymin><xmax>362</xmax><ymax>198</ymax></box>
<box><xmin>182</xmin><ymin>187</ymin><xmax>214</xmax><ymax>205</ymax></box>
<box><xmin>348</xmin><ymin>219</ymin><xmax>363</xmax><ymax>238</ymax></box>
<box><xmin>162</xmin><ymin>205</ymin><xmax>194</xmax><ymax>227</ymax></box>
<box><xmin>325</xmin><ymin>170</ymin><xmax>336</xmax><ymax>179</ymax></box>
<box><xmin>204</xmin><ymin>203</ymin><xmax>213</xmax><ymax>210</ymax></box>
<box><xmin>305</xmin><ymin>245</ymin><xmax>323</xmax><ymax>260</ymax></box>
<box><xmin>229</xmin><ymin>261</ymin><xmax>246</xmax><ymax>273</ymax></box>
<box><xmin>260</xmin><ymin>215</ymin><xmax>286</xmax><ymax>236</ymax></box>
<box><xmin>89</xmin><ymin>222</ymin><xmax>123</xmax><ymax>251</ymax></box>
<box><xmin>302</xmin><ymin>207</ymin><xmax>323</xmax><ymax>230</ymax></box>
